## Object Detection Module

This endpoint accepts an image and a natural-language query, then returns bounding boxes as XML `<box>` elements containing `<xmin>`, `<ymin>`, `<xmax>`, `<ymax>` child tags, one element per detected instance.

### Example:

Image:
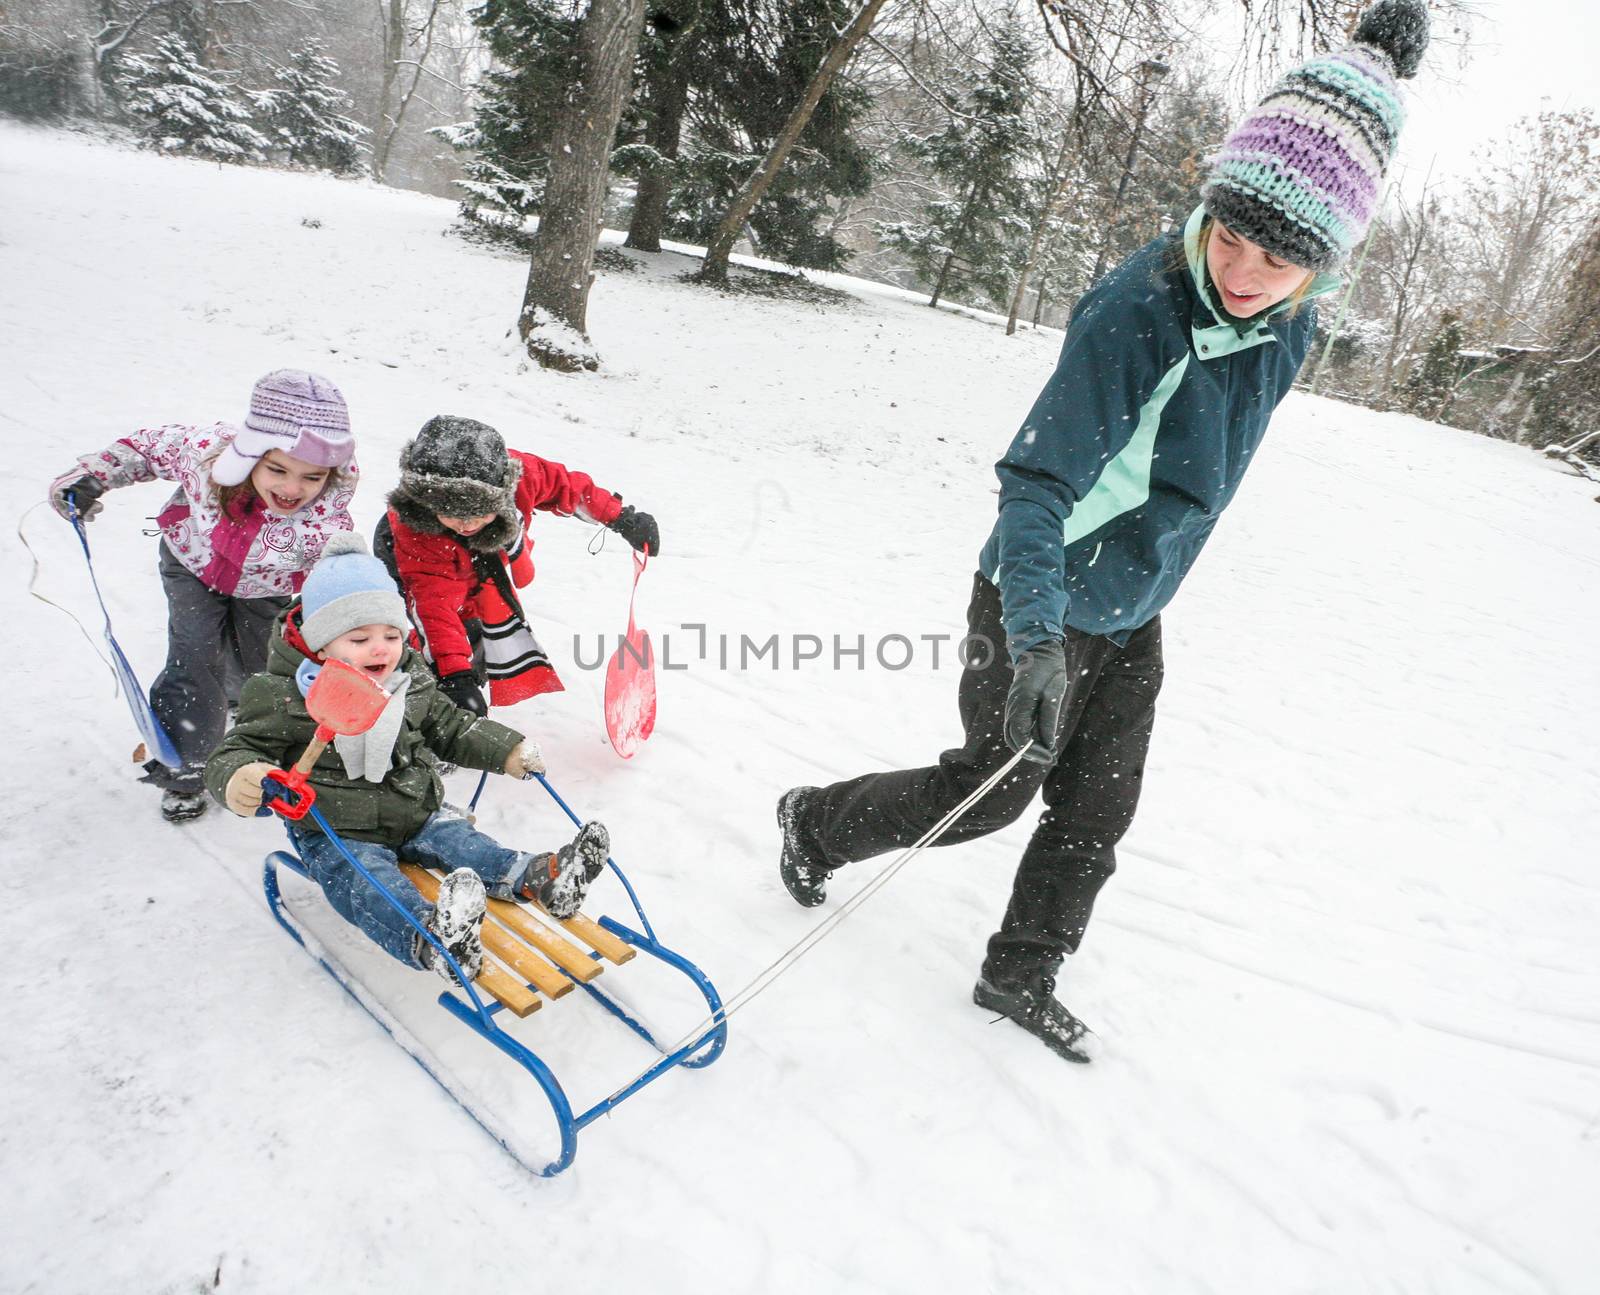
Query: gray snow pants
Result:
<box><xmin>796</xmin><ymin>573</ymin><xmax>1164</xmax><ymax>986</ymax></box>
<box><xmin>144</xmin><ymin>542</ymin><xmax>288</xmax><ymax>791</ymax></box>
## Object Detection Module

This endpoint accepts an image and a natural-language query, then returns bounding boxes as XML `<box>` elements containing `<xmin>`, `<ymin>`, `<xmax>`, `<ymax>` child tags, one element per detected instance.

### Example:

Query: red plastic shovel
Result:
<box><xmin>604</xmin><ymin>550</ymin><xmax>656</xmax><ymax>759</ymax></box>
<box><xmin>264</xmin><ymin>660</ymin><xmax>393</xmax><ymax>820</ymax></box>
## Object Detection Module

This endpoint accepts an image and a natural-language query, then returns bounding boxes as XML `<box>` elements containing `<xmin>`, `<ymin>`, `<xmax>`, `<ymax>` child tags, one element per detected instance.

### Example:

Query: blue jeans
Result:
<box><xmin>289</xmin><ymin>810</ymin><xmax>535</xmax><ymax>966</ymax></box>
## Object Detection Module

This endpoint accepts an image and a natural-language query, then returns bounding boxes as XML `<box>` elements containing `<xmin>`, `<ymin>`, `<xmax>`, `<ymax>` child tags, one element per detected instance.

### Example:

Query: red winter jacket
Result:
<box><xmin>387</xmin><ymin>450</ymin><xmax>622</xmax><ymax>679</ymax></box>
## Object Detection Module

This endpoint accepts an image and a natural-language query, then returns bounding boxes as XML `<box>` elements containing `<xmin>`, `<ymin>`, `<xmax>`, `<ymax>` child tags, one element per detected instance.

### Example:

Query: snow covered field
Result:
<box><xmin>3</xmin><ymin>122</ymin><xmax>1598</xmax><ymax>1294</ymax></box>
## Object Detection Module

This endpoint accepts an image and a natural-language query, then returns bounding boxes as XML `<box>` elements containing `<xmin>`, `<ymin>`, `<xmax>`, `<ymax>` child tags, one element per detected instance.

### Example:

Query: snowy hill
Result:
<box><xmin>3</xmin><ymin>121</ymin><xmax>1598</xmax><ymax>1294</ymax></box>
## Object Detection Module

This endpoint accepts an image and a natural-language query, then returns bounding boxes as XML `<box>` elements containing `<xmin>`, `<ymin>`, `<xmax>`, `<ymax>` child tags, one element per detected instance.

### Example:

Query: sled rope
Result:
<box><xmin>599</xmin><ymin>747</ymin><xmax>1032</xmax><ymax>1105</ymax></box>
<box><xmin>18</xmin><ymin>502</ymin><xmax>115</xmax><ymax>677</ymax></box>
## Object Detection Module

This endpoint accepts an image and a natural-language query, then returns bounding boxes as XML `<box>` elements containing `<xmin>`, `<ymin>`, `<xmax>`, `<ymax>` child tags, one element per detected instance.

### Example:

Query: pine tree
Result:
<box><xmin>119</xmin><ymin>34</ymin><xmax>269</xmax><ymax>163</ymax></box>
<box><xmin>258</xmin><ymin>42</ymin><xmax>367</xmax><ymax>173</ymax></box>
<box><xmin>657</xmin><ymin>0</ymin><xmax>875</xmax><ymax>272</ymax></box>
<box><xmin>1403</xmin><ymin>312</ymin><xmax>1466</xmax><ymax>422</ymax></box>
<box><xmin>450</xmin><ymin>0</ymin><xmax>873</xmax><ymax>267</ymax></box>
<box><xmin>435</xmin><ymin>0</ymin><xmax>583</xmax><ymax>229</ymax></box>
<box><xmin>876</xmin><ymin>13</ymin><xmax>1035</xmax><ymax>309</ymax></box>
<box><xmin>616</xmin><ymin>3</ymin><xmax>701</xmax><ymax>253</ymax></box>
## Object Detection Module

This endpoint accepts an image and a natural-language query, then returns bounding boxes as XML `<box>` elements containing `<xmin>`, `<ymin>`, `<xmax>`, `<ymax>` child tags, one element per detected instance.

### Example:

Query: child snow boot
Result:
<box><xmin>519</xmin><ymin>821</ymin><xmax>609</xmax><ymax>919</ymax></box>
<box><xmin>417</xmin><ymin>868</ymin><xmax>487</xmax><ymax>985</ymax></box>
<box><xmin>776</xmin><ymin>787</ymin><xmax>830</xmax><ymax>907</ymax></box>
<box><xmin>161</xmin><ymin>787</ymin><xmax>209</xmax><ymax>824</ymax></box>
<box><xmin>973</xmin><ymin>970</ymin><xmax>1099</xmax><ymax>1065</ymax></box>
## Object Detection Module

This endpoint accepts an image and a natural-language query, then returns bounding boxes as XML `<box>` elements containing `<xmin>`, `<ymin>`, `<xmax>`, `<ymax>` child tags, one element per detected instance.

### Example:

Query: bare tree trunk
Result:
<box><xmin>1032</xmin><ymin>277</ymin><xmax>1048</xmax><ymax>327</ymax></box>
<box><xmin>373</xmin><ymin>0</ymin><xmax>443</xmax><ymax>185</ymax></box>
<box><xmin>625</xmin><ymin>47</ymin><xmax>690</xmax><ymax>253</ymax></box>
<box><xmin>74</xmin><ymin>41</ymin><xmax>104</xmax><ymax>116</ymax></box>
<box><xmin>1007</xmin><ymin>137</ymin><xmax>1076</xmax><ymax>335</ymax></box>
<box><xmin>929</xmin><ymin>185</ymin><xmax>984</xmax><ymax>309</ymax></box>
<box><xmin>627</xmin><ymin>170</ymin><xmax>673</xmax><ymax>255</ymax></box>
<box><xmin>696</xmin><ymin>0</ymin><xmax>890</xmax><ymax>285</ymax></box>
<box><xmin>929</xmin><ymin>252</ymin><xmax>960</xmax><ymax>309</ymax></box>
<box><xmin>519</xmin><ymin>0</ymin><xmax>647</xmax><ymax>371</ymax></box>
<box><xmin>1005</xmin><ymin>263</ymin><xmax>1032</xmax><ymax>336</ymax></box>
<box><xmin>372</xmin><ymin>0</ymin><xmax>404</xmax><ymax>182</ymax></box>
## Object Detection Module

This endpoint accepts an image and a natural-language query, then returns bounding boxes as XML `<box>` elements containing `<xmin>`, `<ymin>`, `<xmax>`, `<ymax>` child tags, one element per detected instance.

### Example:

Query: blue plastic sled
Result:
<box><xmin>261</xmin><ymin>774</ymin><xmax>726</xmax><ymax>1176</ymax></box>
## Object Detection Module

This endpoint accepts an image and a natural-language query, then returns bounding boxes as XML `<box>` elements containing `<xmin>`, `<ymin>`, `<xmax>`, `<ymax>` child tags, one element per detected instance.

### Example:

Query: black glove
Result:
<box><xmin>610</xmin><ymin>505</ymin><xmax>660</xmax><ymax>556</ymax></box>
<box><xmin>438</xmin><ymin>671</ymin><xmax>487</xmax><ymax>717</ymax></box>
<box><xmin>51</xmin><ymin>474</ymin><xmax>107</xmax><ymax>522</ymax></box>
<box><xmin>1003</xmin><ymin>639</ymin><xmax>1069</xmax><ymax>765</ymax></box>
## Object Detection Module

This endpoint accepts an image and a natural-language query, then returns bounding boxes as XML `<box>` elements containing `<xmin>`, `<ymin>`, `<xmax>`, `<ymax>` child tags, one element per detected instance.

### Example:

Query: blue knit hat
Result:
<box><xmin>300</xmin><ymin>532</ymin><xmax>408</xmax><ymax>651</ymax></box>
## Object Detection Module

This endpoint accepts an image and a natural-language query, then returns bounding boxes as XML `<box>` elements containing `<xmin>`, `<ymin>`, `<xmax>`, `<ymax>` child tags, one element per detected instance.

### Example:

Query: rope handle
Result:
<box><xmin>596</xmin><ymin>747</ymin><xmax>1031</xmax><ymax>1105</ymax></box>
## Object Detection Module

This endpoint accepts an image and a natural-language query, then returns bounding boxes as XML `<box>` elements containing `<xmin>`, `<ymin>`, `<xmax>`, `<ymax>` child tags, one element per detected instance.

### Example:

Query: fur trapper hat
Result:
<box><xmin>386</xmin><ymin>415</ymin><xmax>523</xmax><ymax>552</ymax></box>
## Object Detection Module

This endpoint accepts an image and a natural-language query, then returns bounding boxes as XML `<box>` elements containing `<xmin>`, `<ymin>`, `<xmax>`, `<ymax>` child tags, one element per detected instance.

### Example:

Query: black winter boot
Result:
<box><xmin>776</xmin><ymin>787</ymin><xmax>830</xmax><ymax>907</ymax></box>
<box><xmin>160</xmin><ymin>787</ymin><xmax>209</xmax><ymax>823</ymax></box>
<box><xmin>520</xmin><ymin>821</ymin><xmax>609</xmax><ymax>919</ymax></box>
<box><xmin>973</xmin><ymin>970</ymin><xmax>1098</xmax><ymax>1064</ymax></box>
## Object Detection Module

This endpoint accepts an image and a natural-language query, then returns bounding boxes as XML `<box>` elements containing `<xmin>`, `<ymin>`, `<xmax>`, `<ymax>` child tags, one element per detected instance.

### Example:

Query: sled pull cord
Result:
<box><xmin>598</xmin><ymin>747</ymin><xmax>1031</xmax><ymax>1106</ymax></box>
<box><xmin>19</xmin><ymin>502</ymin><xmax>110</xmax><ymax>673</ymax></box>
<box><xmin>24</xmin><ymin>500</ymin><xmax>184</xmax><ymax>768</ymax></box>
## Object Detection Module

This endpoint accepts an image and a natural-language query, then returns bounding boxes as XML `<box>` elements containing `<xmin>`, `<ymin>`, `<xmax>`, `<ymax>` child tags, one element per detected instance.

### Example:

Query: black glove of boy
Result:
<box><xmin>609</xmin><ymin>505</ymin><xmax>660</xmax><ymax>556</ymax></box>
<box><xmin>1003</xmin><ymin>639</ymin><xmax>1069</xmax><ymax>765</ymax></box>
<box><xmin>51</xmin><ymin>475</ymin><xmax>107</xmax><ymax>522</ymax></box>
<box><xmin>438</xmin><ymin>671</ymin><xmax>488</xmax><ymax>717</ymax></box>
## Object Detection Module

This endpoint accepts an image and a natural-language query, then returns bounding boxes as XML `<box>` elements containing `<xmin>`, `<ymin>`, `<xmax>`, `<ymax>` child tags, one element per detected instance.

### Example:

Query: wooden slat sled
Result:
<box><xmin>398</xmin><ymin>865</ymin><xmax>636</xmax><ymax>1017</ymax></box>
<box><xmin>263</xmin><ymin>806</ymin><xmax>726</xmax><ymax>1178</ymax></box>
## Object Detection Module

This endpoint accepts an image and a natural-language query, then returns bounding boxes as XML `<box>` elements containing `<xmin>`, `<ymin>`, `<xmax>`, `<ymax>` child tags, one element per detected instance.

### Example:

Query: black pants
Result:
<box><xmin>798</xmin><ymin>573</ymin><xmax>1163</xmax><ymax>985</ymax></box>
<box><xmin>146</xmin><ymin>543</ymin><xmax>288</xmax><ymax>790</ymax></box>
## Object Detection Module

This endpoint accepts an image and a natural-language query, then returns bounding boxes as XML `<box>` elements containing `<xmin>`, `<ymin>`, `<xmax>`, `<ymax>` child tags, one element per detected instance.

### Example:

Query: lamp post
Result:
<box><xmin>1091</xmin><ymin>57</ymin><xmax>1169</xmax><ymax>284</ymax></box>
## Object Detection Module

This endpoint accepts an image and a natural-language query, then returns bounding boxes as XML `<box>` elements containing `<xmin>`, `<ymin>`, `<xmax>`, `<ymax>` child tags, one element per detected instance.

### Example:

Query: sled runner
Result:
<box><xmin>256</xmin><ymin>663</ymin><xmax>726</xmax><ymax>1176</ymax></box>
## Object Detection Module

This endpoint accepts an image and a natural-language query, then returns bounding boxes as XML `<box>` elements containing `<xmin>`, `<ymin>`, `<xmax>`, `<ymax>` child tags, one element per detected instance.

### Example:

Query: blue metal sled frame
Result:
<box><xmin>260</xmin><ymin>775</ymin><xmax>726</xmax><ymax>1177</ymax></box>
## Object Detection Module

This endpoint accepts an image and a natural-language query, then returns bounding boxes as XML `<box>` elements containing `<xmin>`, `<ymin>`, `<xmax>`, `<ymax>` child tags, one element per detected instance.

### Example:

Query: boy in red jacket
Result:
<box><xmin>375</xmin><ymin>416</ymin><xmax>659</xmax><ymax>714</ymax></box>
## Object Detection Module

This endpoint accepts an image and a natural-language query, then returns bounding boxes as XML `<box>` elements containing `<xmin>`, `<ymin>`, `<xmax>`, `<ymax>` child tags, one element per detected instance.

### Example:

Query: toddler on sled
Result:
<box><xmin>206</xmin><ymin>532</ymin><xmax>608</xmax><ymax>982</ymax></box>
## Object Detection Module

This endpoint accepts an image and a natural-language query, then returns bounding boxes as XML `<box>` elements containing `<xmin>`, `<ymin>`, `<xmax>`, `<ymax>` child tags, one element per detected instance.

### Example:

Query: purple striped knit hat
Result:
<box><xmin>1201</xmin><ymin>0</ymin><xmax>1430</xmax><ymax>272</ymax></box>
<box><xmin>211</xmin><ymin>370</ymin><xmax>354</xmax><ymax>486</ymax></box>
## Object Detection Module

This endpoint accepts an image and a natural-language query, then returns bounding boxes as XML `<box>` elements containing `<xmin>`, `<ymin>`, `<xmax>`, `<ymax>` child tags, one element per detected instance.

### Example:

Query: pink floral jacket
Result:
<box><xmin>63</xmin><ymin>423</ymin><xmax>358</xmax><ymax>598</ymax></box>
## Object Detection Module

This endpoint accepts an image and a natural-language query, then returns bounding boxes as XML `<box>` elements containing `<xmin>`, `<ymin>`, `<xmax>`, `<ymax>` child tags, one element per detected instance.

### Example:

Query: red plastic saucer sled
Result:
<box><xmin>604</xmin><ymin>550</ymin><xmax>656</xmax><ymax>759</ymax></box>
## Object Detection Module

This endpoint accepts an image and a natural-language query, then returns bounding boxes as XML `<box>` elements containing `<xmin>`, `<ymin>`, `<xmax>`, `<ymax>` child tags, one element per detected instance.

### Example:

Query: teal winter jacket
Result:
<box><xmin>979</xmin><ymin>206</ymin><xmax>1340</xmax><ymax>657</ymax></box>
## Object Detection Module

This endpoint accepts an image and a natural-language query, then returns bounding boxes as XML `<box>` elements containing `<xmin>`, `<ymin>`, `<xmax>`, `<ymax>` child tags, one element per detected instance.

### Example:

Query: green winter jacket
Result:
<box><xmin>205</xmin><ymin>610</ymin><xmax>524</xmax><ymax>845</ymax></box>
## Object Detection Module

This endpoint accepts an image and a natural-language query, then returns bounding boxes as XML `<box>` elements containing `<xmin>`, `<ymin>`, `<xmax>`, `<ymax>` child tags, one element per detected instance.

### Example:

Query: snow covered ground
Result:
<box><xmin>3</xmin><ymin>121</ymin><xmax>1598</xmax><ymax>1294</ymax></box>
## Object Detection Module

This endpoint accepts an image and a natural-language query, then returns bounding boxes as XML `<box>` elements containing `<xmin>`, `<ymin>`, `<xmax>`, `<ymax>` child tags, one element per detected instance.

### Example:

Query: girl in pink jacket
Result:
<box><xmin>48</xmin><ymin>370</ymin><xmax>359</xmax><ymax>822</ymax></box>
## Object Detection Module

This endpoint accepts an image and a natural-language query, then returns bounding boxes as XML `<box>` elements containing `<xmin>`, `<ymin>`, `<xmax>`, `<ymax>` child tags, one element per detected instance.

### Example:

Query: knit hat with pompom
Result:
<box><xmin>1202</xmin><ymin>0</ymin><xmax>1431</xmax><ymax>271</ymax></box>
<box><xmin>299</xmin><ymin>532</ymin><xmax>409</xmax><ymax>652</ymax></box>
